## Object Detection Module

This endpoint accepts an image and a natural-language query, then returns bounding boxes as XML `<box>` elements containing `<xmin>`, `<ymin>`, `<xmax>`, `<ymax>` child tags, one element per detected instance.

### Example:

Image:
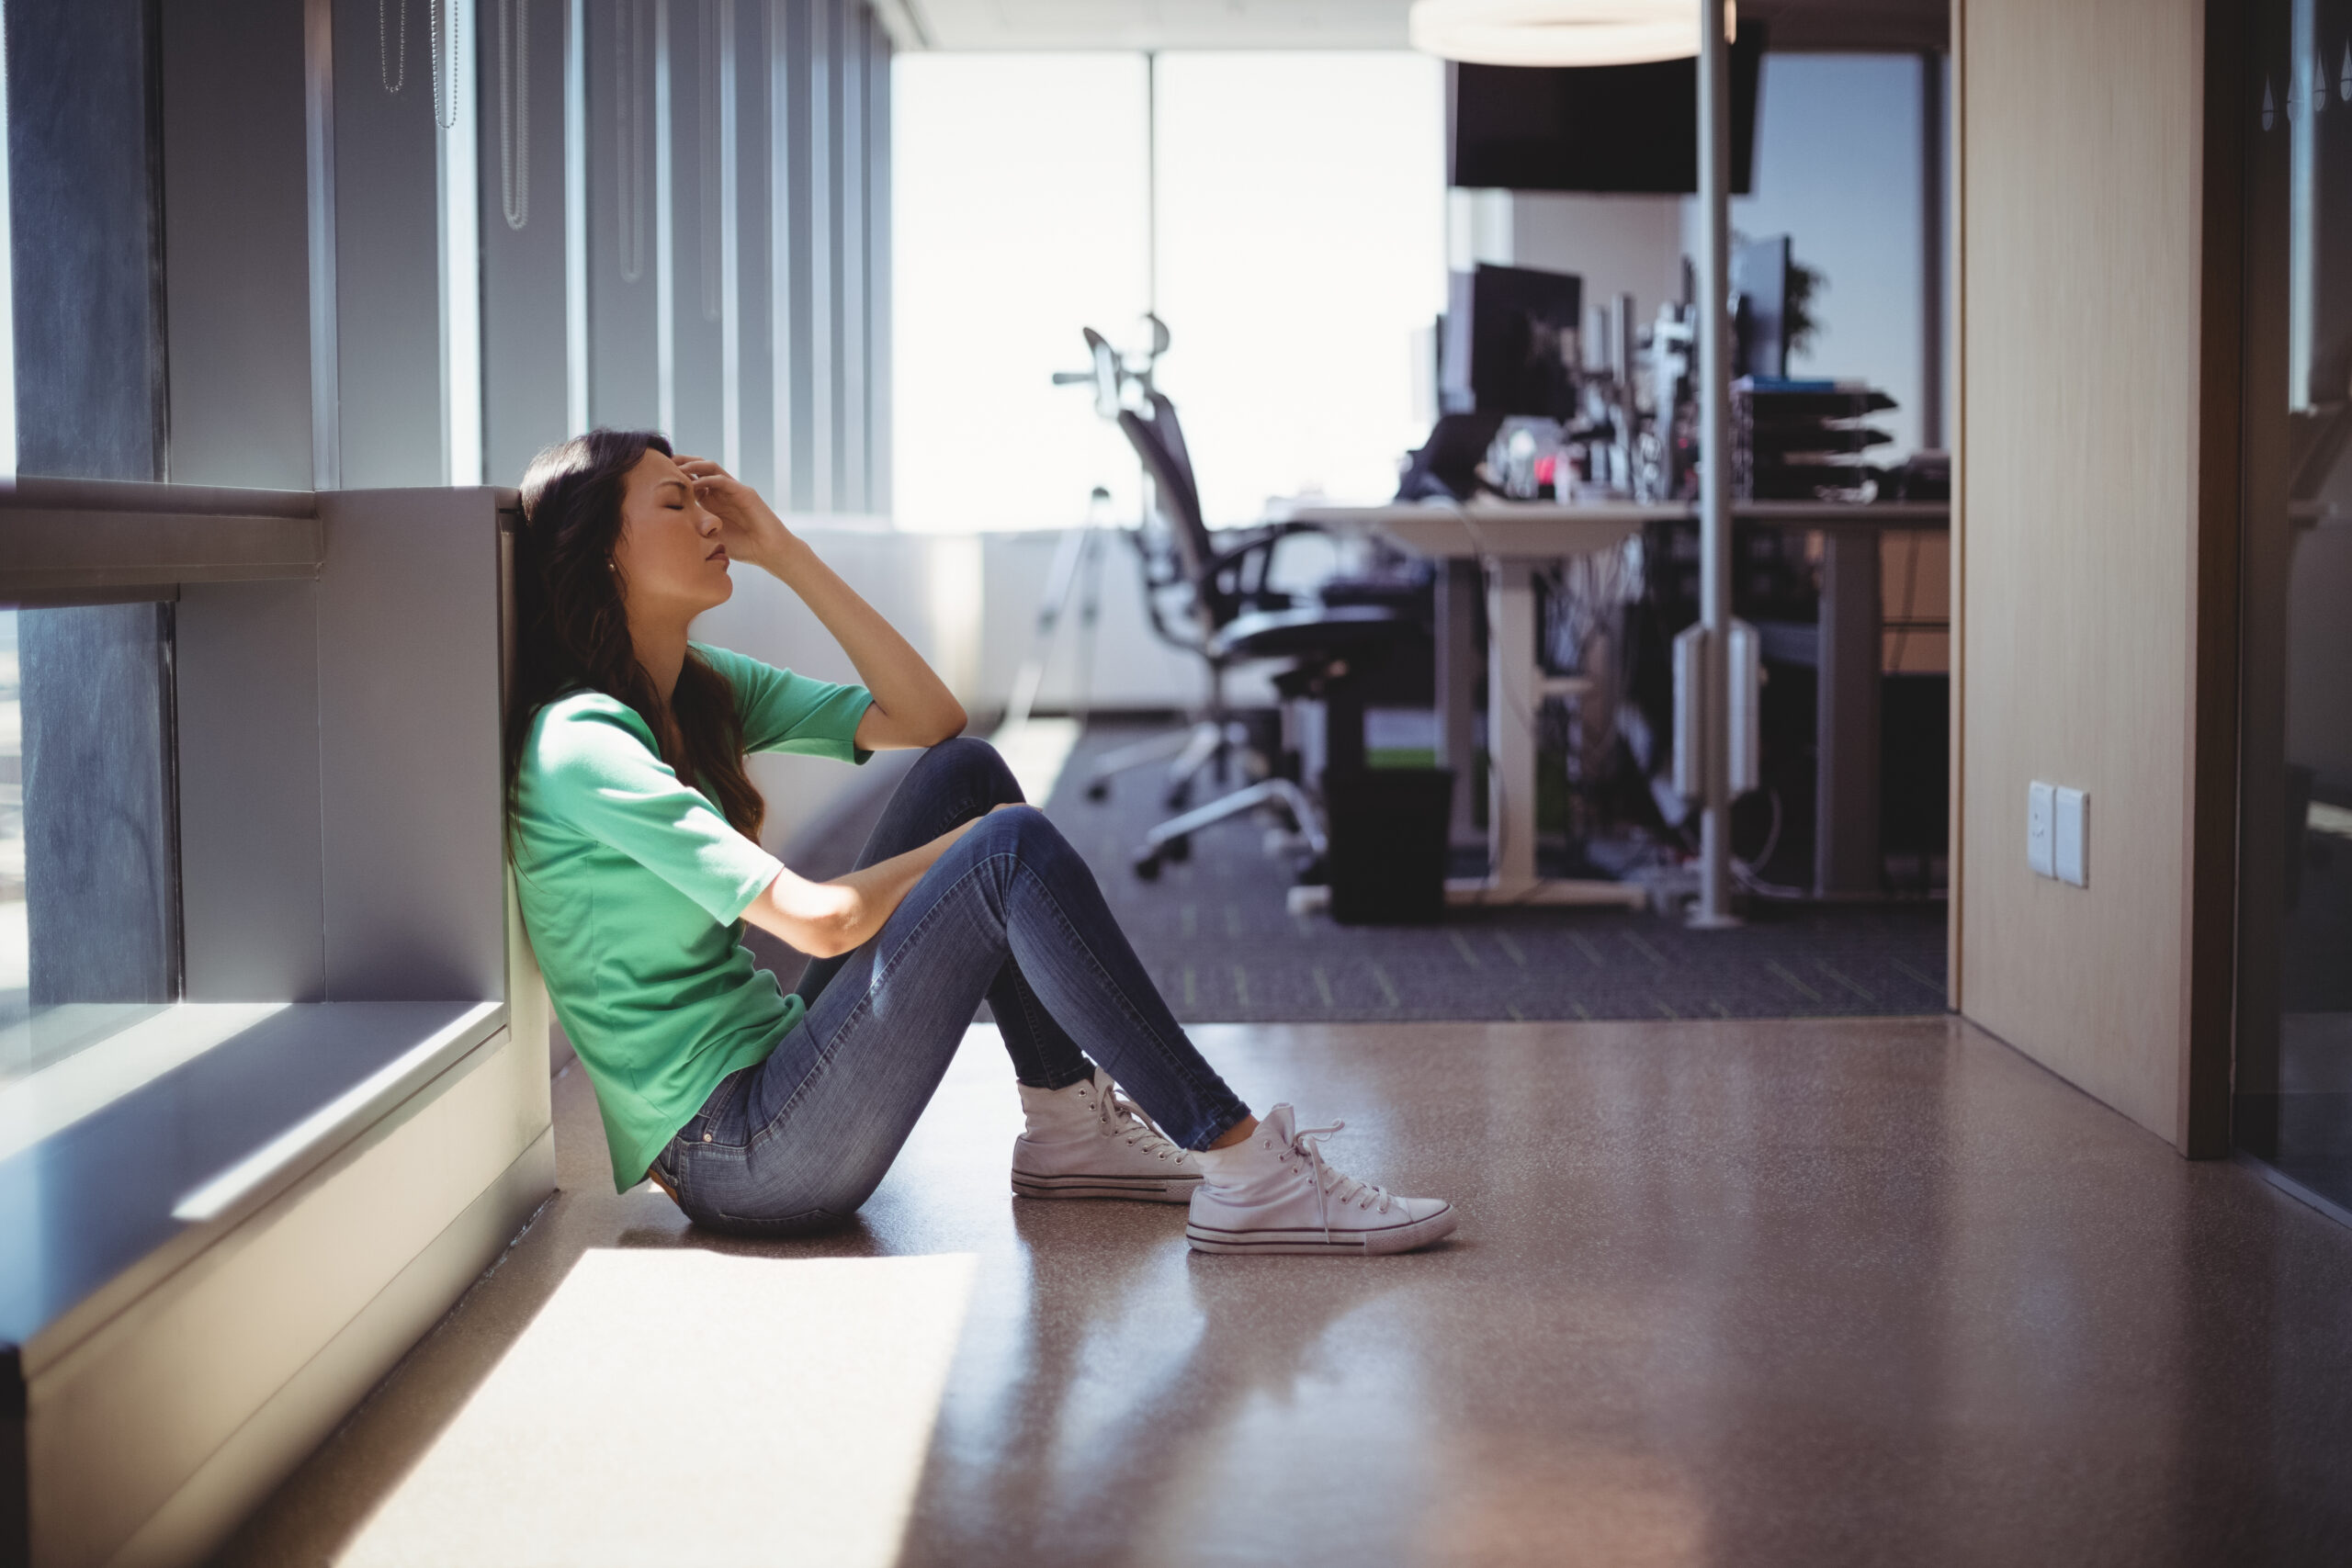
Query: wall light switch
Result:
<box><xmin>2054</xmin><ymin>787</ymin><xmax>2088</xmax><ymax>886</ymax></box>
<box><xmin>2028</xmin><ymin>781</ymin><xmax>2055</xmax><ymax>877</ymax></box>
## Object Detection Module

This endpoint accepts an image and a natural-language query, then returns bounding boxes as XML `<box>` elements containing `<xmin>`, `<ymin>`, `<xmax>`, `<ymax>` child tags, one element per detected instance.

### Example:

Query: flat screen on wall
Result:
<box><xmin>1447</xmin><ymin>23</ymin><xmax>1766</xmax><ymax>195</ymax></box>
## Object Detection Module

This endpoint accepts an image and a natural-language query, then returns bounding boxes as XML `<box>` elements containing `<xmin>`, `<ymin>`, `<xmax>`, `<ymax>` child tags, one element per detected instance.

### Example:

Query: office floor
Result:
<box><xmin>1037</xmin><ymin>723</ymin><xmax>1948</xmax><ymax>1022</ymax></box>
<box><xmin>220</xmin><ymin>1015</ymin><xmax>2352</xmax><ymax>1567</ymax></box>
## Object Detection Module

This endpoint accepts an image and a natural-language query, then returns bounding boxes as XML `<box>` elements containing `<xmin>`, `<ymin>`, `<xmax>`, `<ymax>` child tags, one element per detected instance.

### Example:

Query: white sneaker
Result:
<box><xmin>1012</xmin><ymin>1067</ymin><xmax>1204</xmax><ymax>1203</ymax></box>
<box><xmin>1185</xmin><ymin>1104</ymin><xmax>1457</xmax><ymax>1256</ymax></box>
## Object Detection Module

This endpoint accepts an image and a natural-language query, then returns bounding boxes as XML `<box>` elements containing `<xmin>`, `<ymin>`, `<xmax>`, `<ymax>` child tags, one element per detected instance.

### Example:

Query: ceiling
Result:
<box><xmin>877</xmin><ymin>0</ymin><xmax>1949</xmax><ymax>54</ymax></box>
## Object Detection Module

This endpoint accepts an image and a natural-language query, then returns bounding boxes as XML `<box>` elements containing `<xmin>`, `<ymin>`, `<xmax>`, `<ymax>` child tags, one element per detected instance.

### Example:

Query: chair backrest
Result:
<box><xmin>1116</xmin><ymin>396</ymin><xmax>1236</xmax><ymax>647</ymax></box>
<box><xmin>1116</xmin><ymin>395</ymin><xmax>1214</xmax><ymax>588</ymax></box>
<box><xmin>1144</xmin><ymin>390</ymin><xmax>1197</xmax><ymax>498</ymax></box>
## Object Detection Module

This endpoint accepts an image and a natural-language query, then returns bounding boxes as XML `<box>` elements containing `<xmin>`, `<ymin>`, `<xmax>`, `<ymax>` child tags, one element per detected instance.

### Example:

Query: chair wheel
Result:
<box><xmin>1164</xmin><ymin>783</ymin><xmax>1192</xmax><ymax>811</ymax></box>
<box><xmin>1085</xmin><ymin>779</ymin><xmax>1109</xmax><ymax>802</ymax></box>
<box><xmin>1132</xmin><ymin>852</ymin><xmax>1162</xmax><ymax>880</ymax></box>
<box><xmin>1161</xmin><ymin>834</ymin><xmax>1192</xmax><ymax>863</ymax></box>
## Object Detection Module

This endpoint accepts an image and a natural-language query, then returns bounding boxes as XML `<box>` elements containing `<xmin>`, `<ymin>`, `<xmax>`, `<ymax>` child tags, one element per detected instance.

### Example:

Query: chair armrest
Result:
<box><xmin>1202</xmin><ymin>520</ymin><xmax>1323</xmax><ymax>583</ymax></box>
<box><xmin>1203</xmin><ymin>521</ymin><xmax>1329</xmax><ymax>615</ymax></box>
<box><xmin>1122</xmin><ymin>526</ymin><xmax>1213</xmax><ymax>655</ymax></box>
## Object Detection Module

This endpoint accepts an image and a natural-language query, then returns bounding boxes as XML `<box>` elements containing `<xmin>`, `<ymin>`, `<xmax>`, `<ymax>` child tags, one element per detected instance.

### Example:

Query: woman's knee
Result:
<box><xmin>910</xmin><ymin>734</ymin><xmax>1021</xmax><ymax>802</ymax></box>
<box><xmin>967</xmin><ymin>800</ymin><xmax>1074</xmax><ymax>870</ymax></box>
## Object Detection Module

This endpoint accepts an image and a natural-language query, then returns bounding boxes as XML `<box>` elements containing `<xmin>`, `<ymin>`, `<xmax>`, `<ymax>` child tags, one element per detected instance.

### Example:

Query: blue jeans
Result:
<box><xmin>656</xmin><ymin>738</ymin><xmax>1252</xmax><ymax>1235</ymax></box>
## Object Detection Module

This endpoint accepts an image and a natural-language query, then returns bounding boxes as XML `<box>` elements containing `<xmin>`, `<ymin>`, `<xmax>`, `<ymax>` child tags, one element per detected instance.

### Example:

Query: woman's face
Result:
<box><xmin>611</xmin><ymin>447</ymin><xmax>732</xmax><ymax>624</ymax></box>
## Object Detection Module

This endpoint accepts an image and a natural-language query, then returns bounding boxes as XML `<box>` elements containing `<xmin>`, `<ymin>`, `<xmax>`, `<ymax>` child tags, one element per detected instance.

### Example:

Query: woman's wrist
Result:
<box><xmin>758</xmin><ymin>529</ymin><xmax>820</xmax><ymax>582</ymax></box>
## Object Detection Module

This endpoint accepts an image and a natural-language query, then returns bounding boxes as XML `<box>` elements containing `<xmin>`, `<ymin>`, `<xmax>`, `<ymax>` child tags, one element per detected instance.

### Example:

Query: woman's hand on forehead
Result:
<box><xmin>673</xmin><ymin>455</ymin><xmax>791</xmax><ymax>570</ymax></box>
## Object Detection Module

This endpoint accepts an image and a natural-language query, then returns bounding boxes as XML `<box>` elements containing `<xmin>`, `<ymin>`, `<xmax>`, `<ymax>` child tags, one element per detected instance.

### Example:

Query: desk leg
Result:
<box><xmin>1487</xmin><ymin>560</ymin><xmax>1541</xmax><ymax>898</ymax></box>
<box><xmin>1815</xmin><ymin>528</ymin><xmax>1883</xmax><ymax>897</ymax></box>
<box><xmin>1434</xmin><ymin>558</ymin><xmax>1481</xmax><ymax>848</ymax></box>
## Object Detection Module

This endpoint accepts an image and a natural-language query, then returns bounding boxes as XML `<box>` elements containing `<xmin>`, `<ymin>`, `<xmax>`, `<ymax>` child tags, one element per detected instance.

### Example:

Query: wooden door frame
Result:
<box><xmin>1948</xmin><ymin>0</ymin><xmax>2245</xmax><ymax>1156</ymax></box>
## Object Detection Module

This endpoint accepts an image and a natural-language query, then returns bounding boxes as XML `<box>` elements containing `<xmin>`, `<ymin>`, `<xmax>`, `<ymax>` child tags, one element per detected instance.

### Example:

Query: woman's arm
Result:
<box><xmin>741</xmin><ymin>805</ymin><xmax>1026</xmax><ymax>958</ymax></box>
<box><xmin>676</xmin><ymin>455</ymin><xmax>967</xmax><ymax>750</ymax></box>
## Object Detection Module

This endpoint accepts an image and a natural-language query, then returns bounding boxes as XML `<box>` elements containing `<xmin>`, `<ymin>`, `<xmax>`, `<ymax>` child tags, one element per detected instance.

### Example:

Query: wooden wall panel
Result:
<box><xmin>1956</xmin><ymin>0</ymin><xmax>2233</xmax><ymax>1149</ymax></box>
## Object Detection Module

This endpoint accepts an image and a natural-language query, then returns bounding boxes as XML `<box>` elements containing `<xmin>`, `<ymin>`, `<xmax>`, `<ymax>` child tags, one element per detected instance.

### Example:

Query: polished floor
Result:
<box><xmin>220</xmin><ymin>1017</ymin><xmax>2352</xmax><ymax>1566</ymax></box>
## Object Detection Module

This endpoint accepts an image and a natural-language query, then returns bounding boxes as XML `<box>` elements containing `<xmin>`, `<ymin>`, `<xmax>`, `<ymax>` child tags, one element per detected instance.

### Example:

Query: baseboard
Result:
<box><xmin>26</xmin><ymin>1023</ymin><xmax>550</xmax><ymax>1568</ymax></box>
<box><xmin>109</xmin><ymin>1130</ymin><xmax>554</xmax><ymax>1568</ymax></box>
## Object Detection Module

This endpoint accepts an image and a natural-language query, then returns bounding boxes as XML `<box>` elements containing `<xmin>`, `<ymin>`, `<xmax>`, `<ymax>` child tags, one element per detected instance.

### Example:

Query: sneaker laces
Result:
<box><xmin>1283</xmin><ymin>1119</ymin><xmax>1396</xmax><ymax>1245</ymax></box>
<box><xmin>1095</xmin><ymin>1079</ymin><xmax>1192</xmax><ymax>1166</ymax></box>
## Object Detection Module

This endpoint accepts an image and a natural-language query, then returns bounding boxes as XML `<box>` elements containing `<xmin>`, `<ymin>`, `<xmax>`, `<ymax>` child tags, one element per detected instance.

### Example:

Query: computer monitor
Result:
<box><xmin>1440</xmin><ymin>264</ymin><xmax>1584</xmax><ymax>420</ymax></box>
<box><xmin>1447</xmin><ymin>21</ymin><xmax>1764</xmax><ymax>196</ymax></box>
<box><xmin>1731</xmin><ymin>235</ymin><xmax>1791</xmax><ymax>379</ymax></box>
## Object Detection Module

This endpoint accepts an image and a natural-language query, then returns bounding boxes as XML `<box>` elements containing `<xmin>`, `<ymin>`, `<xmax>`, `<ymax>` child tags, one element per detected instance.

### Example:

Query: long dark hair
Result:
<box><xmin>504</xmin><ymin>429</ymin><xmax>766</xmax><ymax>842</ymax></box>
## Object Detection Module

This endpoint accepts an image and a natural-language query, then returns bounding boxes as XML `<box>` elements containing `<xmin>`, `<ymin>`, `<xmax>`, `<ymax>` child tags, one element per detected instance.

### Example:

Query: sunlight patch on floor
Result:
<box><xmin>341</xmin><ymin>1248</ymin><xmax>977</xmax><ymax>1568</ymax></box>
<box><xmin>989</xmin><ymin>716</ymin><xmax>1081</xmax><ymax>807</ymax></box>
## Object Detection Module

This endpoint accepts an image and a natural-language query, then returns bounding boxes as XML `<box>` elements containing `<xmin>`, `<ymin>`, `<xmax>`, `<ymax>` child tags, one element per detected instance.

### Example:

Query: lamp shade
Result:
<box><xmin>1408</xmin><ymin>0</ymin><xmax>1734</xmax><ymax>68</ymax></box>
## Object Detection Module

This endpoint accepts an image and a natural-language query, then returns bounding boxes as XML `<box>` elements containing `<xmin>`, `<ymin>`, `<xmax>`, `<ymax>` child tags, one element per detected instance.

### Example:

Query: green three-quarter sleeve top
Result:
<box><xmin>510</xmin><ymin>643</ymin><xmax>872</xmax><ymax>1191</ymax></box>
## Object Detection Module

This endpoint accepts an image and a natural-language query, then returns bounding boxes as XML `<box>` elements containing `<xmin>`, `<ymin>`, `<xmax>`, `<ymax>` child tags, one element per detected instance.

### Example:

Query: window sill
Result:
<box><xmin>0</xmin><ymin>999</ymin><xmax>504</xmax><ymax>1371</ymax></box>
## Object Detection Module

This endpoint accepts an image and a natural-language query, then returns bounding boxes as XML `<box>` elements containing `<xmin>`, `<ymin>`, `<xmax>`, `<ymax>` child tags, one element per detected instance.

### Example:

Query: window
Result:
<box><xmin>891</xmin><ymin>51</ymin><xmax>1446</xmax><ymax>531</ymax></box>
<box><xmin>891</xmin><ymin>54</ymin><xmax>1150</xmax><ymax>533</ymax></box>
<box><xmin>0</xmin><ymin>604</ymin><xmax>180</xmax><ymax>1083</ymax></box>
<box><xmin>1714</xmin><ymin>53</ymin><xmax>1939</xmax><ymax>461</ymax></box>
<box><xmin>1152</xmin><ymin>53</ymin><xmax>1446</xmax><ymax>525</ymax></box>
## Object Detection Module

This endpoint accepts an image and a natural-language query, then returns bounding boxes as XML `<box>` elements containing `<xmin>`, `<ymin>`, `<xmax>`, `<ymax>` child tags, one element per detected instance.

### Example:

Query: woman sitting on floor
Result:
<box><xmin>503</xmin><ymin>429</ymin><xmax>1456</xmax><ymax>1255</ymax></box>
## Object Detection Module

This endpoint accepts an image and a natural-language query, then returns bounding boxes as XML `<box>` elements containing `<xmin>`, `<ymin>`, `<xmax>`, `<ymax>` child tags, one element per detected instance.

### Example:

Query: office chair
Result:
<box><xmin>1082</xmin><ymin>393</ymin><xmax>1430</xmax><ymax>803</ymax></box>
<box><xmin>1100</xmin><ymin>393</ymin><xmax>1430</xmax><ymax>878</ymax></box>
<box><xmin>1080</xmin><ymin>392</ymin><xmax>1313</xmax><ymax>811</ymax></box>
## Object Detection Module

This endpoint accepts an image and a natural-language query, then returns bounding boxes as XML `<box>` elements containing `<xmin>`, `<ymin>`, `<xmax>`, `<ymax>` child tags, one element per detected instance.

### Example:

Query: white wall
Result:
<box><xmin>970</xmin><ymin>528</ymin><xmax>1296</xmax><ymax>714</ymax></box>
<box><xmin>1492</xmin><ymin>192</ymin><xmax>1687</xmax><ymax>331</ymax></box>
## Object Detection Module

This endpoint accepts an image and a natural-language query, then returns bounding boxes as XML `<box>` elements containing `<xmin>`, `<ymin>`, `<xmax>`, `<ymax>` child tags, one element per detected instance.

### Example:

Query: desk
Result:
<box><xmin>1288</xmin><ymin>501</ymin><xmax>1663</xmax><ymax>908</ymax></box>
<box><xmin>1772</xmin><ymin>504</ymin><xmax>1951</xmax><ymax>897</ymax></box>
<box><xmin>1286</xmin><ymin>498</ymin><xmax>1950</xmax><ymax>905</ymax></box>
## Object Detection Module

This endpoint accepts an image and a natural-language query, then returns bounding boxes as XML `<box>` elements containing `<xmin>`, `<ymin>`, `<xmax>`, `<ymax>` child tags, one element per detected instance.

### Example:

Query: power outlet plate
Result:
<box><xmin>2027</xmin><ymin>781</ymin><xmax>2055</xmax><ymax>878</ymax></box>
<box><xmin>2054</xmin><ymin>787</ymin><xmax>2088</xmax><ymax>886</ymax></box>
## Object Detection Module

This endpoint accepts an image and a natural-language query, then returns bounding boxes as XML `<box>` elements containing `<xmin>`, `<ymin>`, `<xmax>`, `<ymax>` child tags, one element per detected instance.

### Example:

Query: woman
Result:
<box><xmin>505</xmin><ymin>429</ymin><xmax>1456</xmax><ymax>1255</ymax></box>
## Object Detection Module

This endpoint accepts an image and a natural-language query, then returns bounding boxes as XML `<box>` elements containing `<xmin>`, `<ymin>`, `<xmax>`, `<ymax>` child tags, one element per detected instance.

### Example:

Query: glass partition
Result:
<box><xmin>0</xmin><ymin>603</ymin><xmax>181</xmax><ymax>1085</ymax></box>
<box><xmin>2235</xmin><ymin>0</ymin><xmax>2352</xmax><ymax>1214</ymax></box>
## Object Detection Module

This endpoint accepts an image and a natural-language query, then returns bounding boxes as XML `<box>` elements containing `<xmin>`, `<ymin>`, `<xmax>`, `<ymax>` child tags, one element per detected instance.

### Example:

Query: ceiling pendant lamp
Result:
<box><xmin>1408</xmin><ymin>0</ymin><xmax>1735</xmax><ymax>68</ymax></box>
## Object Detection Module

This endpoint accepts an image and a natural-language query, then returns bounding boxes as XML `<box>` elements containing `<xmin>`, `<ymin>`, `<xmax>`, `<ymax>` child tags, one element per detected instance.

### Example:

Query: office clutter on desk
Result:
<box><xmin>1730</xmin><ymin>379</ymin><xmax>1895</xmax><ymax>502</ymax></box>
<box><xmin>1398</xmin><ymin>412</ymin><xmax>1505</xmax><ymax>502</ymax></box>
<box><xmin>1412</xmin><ymin>257</ymin><xmax>1731</xmax><ymax>504</ymax></box>
<box><xmin>1725</xmin><ymin>383</ymin><xmax>1947</xmax><ymax>504</ymax></box>
<box><xmin>1879</xmin><ymin>449</ymin><xmax>1951</xmax><ymax>502</ymax></box>
<box><xmin>1414</xmin><ymin>234</ymin><xmax>1944</xmax><ymax>512</ymax></box>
